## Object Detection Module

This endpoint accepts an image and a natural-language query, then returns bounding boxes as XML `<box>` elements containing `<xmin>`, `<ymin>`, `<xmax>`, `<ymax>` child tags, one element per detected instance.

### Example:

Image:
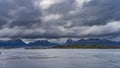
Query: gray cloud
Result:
<box><xmin>0</xmin><ymin>0</ymin><xmax>120</xmax><ymax>41</ymax></box>
<box><xmin>0</xmin><ymin>0</ymin><xmax>42</xmax><ymax>28</ymax></box>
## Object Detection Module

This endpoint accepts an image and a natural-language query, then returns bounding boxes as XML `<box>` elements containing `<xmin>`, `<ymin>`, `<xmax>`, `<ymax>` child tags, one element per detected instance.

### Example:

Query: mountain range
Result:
<box><xmin>0</xmin><ymin>39</ymin><xmax>120</xmax><ymax>48</ymax></box>
<box><xmin>65</xmin><ymin>39</ymin><xmax>120</xmax><ymax>46</ymax></box>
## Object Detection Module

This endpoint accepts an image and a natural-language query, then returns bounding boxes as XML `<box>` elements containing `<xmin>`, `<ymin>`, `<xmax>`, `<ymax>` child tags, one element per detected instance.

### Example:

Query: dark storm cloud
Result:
<box><xmin>0</xmin><ymin>0</ymin><xmax>120</xmax><ymax>41</ymax></box>
<box><xmin>58</xmin><ymin>0</ymin><xmax>120</xmax><ymax>26</ymax></box>
<box><xmin>8</xmin><ymin>0</ymin><xmax>42</xmax><ymax>28</ymax></box>
<box><xmin>80</xmin><ymin>0</ymin><xmax>120</xmax><ymax>26</ymax></box>
<box><xmin>0</xmin><ymin>0</ymin><xmax>42</xmax><ymax>28</ymax></box>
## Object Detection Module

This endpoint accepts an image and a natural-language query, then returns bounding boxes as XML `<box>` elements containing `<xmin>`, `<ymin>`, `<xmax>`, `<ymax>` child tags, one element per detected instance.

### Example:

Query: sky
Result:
<box><xmin>0</xmin><ymin>0</ymin><xmax>120</xmax><ymax>42</ymax></box>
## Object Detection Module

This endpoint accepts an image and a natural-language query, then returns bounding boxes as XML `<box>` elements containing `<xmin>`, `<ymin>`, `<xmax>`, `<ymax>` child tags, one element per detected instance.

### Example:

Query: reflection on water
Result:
<box><xmin>0</xmin><ymin>49</ymin><xmax>120</xmax><ymax>68</ymax></box>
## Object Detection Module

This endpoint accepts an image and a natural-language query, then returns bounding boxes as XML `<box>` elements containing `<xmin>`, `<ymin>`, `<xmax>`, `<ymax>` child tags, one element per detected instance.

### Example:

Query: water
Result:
<box><xmin>0</xmin><ymin>49</ymin><xmax>120</xmax><ymax>68</ymax></box>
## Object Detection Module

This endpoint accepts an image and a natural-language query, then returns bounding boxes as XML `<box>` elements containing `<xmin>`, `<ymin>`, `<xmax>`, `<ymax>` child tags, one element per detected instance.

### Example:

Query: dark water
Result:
<box><xmin>0</xmin><ymin>49</ymin><xmax>120</xmax><ymax>68</ymax></box>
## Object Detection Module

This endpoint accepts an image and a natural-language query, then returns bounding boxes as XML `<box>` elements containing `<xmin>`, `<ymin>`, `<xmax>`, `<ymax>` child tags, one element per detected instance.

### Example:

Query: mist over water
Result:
<box><xmin>0</xmin><ymin>49</ymin><xmax>120</xmax><ymax>68</ymax></box>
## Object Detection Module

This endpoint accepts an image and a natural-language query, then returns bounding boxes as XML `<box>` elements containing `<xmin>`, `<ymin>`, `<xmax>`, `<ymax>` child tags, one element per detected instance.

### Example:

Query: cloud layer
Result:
<box><xmin>0</xmin><ymin>0</ymin><xmax>120</xmax><ymax>41</ymax></box>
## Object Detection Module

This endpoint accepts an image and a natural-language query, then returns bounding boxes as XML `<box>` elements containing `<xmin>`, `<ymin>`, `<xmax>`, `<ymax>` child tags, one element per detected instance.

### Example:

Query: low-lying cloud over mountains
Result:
<box><xmin>0</xmin><ymin>0</ymin><xmax>120</xmax><ymax>41</ymax></box>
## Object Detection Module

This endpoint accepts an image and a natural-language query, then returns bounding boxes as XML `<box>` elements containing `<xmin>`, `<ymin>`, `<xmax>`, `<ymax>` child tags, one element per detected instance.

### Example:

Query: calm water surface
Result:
<box><xmin>0</xmin><ymin>49</ymin><xmax>120</xmax><ymax>68</ymax></box>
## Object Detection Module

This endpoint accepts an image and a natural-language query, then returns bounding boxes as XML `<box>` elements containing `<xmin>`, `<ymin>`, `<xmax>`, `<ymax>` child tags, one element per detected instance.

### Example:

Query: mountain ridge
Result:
<box><xmin>0</xmin><ymin>38</ymin><xmax>120</xmax><ymax>48</ymax></box>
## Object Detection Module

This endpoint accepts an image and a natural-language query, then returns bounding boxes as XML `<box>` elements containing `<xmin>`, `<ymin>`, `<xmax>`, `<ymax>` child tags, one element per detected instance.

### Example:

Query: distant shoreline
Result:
<box><xmin>1</xmin><ymin>44</ymin><xmax>120</xmax><ymax>49</ymax></box>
